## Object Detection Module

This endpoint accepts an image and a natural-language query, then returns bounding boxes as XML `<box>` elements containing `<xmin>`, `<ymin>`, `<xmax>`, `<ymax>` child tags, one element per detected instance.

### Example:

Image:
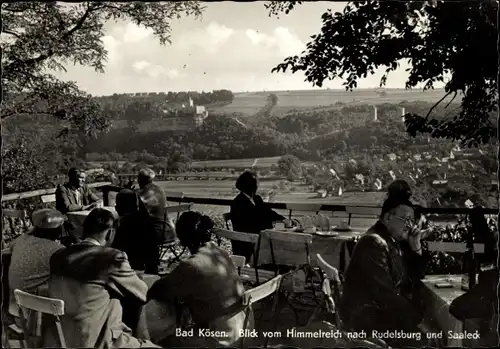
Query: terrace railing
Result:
<box><xmin>3</xmin><ymin>182</ymin><xmax>496</xmax><ymax>218</ymax></box>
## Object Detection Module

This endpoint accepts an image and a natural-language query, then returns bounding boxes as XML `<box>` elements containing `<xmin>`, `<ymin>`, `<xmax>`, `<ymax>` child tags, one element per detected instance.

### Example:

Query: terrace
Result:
<box><xmin>2</xmin><ymin>182</ymin><xmax>497</xmax><ymax>348</ymax></box>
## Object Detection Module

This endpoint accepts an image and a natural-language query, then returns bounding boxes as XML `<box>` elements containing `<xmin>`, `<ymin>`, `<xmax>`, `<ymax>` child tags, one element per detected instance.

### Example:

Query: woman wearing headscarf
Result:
<box><xmin>148</xmin><ymin>212</ymin><xmax>251</xmax><ymax>348</ymax></box>
<box><xmin>339</xmin><ymin>180</ymin><xmax>427</xmax><ymax>347</ymax></box>
<box><xmin>230</xmin><ymin>171</ymin><xmax>285</xmax><ymax>261</ymax></box>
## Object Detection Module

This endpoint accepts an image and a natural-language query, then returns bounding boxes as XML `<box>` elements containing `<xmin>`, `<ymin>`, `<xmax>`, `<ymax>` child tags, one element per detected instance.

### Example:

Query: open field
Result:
<box><xmin>156</xmin><ymin>180</ymin><xmax>386</xmax><ymax>205</ymax></box>
<box><xmin>190</xmin><ymin>156</ymin><xmax>282</xmax><ymax>169</ymax></box>
<box><xmin>87</xmin><ymin>156</ymin><xmax>315</xmax><ymax>171</ymax></box>
<box><xmin>210</xmin><ymin>88</ymin><xmax>456</xmax><ymax>116</ymax></box>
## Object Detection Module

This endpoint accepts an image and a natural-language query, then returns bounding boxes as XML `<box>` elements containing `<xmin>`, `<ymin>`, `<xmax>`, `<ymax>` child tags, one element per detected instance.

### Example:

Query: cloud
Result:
<box><xmin>178</xmin><ymin>21</ymin><xmax>234</xmax><ymax>54</ymax></box>
<box><xmin>245</xmin><ymin>27</ymin><xmax>305</xmax><ymax>57</ymax></box>
<box><xmin>121</xmin><ymin>22</ymin><xmax>154</xmax><ymax>43</ymax></box>
<box><xmin>101</xmin><ymin>35</ymin><xmax>121</xmax><ymax>65</ymax></box>
<box><xmin>131</xmin><ymin>60</ymin><xmax>183</xmax><ymax>80</ymax></box>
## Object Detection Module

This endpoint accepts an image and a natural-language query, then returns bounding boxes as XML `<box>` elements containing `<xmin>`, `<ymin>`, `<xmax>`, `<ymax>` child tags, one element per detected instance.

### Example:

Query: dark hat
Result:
<box><xmin>32</xmin><ymin>209</ymin><xmax>66</xmax><ymax>229</ymax></box>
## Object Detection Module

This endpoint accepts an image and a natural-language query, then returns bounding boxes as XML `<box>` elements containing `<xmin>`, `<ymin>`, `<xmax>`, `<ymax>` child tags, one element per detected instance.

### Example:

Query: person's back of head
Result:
<box><xmin>83</xmin><ymin>208</ymin><xmax>117</xmax><ymax>246</ymax></box>
<box><xmin>31</xmin><ymin>209</ymin><xmax>66</xmax><ymax>241</ymax></box>
<box><xmin>176</xmin><ymin>211</ymin><xmax>214</xmax><ymax>254</ymax></box>
<box><xmin>137</xmin><ymin>168</ymin><xmax>155</xmax><ymax>188</ymax></box>
<box><xmin>115</xmin><ymin>189</ymin><xmax>140</xmax><ymax>217</ymax></box>
<box><xmin>235</xmin><ymin>171</ymin><xmax>258</xmax><ymax>196</ymax></box>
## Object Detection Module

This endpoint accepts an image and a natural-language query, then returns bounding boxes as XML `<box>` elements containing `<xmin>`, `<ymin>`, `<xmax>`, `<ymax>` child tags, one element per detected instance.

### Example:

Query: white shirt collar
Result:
<box><xmin>83</xmin><ymin>238</ymin><xmax>101</xmax><ymax>246</ymax></box>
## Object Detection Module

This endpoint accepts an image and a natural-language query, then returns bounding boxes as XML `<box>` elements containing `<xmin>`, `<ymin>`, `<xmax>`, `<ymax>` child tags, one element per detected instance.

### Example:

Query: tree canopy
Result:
<box><xmin>1</xmin><ymin>1</ymin><xmax>204</xmax><ymax>137</ymax></box>
<box><xmin>266</xmin><ymin>0</ymin><xmax>498</xmax><ymax>147</ymax></box>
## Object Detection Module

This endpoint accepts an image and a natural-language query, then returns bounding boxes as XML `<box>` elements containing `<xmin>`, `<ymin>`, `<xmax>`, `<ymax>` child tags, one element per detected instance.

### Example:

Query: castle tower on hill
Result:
<box><xmin>161</xmin><ymin>96</ymin><xmax>209</xmax><ymax>131</ymax></box>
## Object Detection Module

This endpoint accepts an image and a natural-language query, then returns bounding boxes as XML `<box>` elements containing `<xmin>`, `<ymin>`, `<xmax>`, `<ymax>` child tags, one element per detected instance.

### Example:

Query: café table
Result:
<box><xmin>419</xmin><ymin>275</ymin><xmax>467</xmax><ymax>347</ymax></box>
<box><xmin>66</xmin><ymin>206</ymin><xmax>117</xmax><ymax>226</ymax></box>
<box><xmin>257</xmin><ymin>228</ymin><xmax>364</xmax><ymax>271</ymax></box>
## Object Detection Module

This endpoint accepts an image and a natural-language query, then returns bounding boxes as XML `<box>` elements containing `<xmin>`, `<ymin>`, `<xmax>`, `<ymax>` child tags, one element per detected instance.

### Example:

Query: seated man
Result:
<box><xmin>340</xmin><ymin>182</ymin><xmax>427</xmax><ymax>347</ymax></box>
<box><xmin>56</xmin><ymin>167</ymin><xmax>101</xmax><ymax>245</ymax></box>
<box><xmin>7</xmin><ymin>209</ymin><xmax>66</xmax><ymax>346</ymax></box>
<box><xmin>135</xmin><ymin>168</ymin><xmax>173</xmax><ymax>274</ymax></box>
<box><xmin>49</xmin><ymin>208</ymin><xmax>160</xmax><ymax>348</ymax></box>
<box><xmin>56</xmin><ymin>167</ymin><xmax>100</xmax><ymax>213</ymax></box>
<box><xmin>9</xmin><ymin>209</ymin><xmax>66</xmax><ymax>294</ymax></box>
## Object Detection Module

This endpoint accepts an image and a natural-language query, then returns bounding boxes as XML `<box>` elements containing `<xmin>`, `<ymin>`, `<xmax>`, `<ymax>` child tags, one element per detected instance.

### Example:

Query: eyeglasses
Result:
<box><xmin>393</xmin><ymin>215</ymin><xmax>415</xmax><ymax>229</ymax></box>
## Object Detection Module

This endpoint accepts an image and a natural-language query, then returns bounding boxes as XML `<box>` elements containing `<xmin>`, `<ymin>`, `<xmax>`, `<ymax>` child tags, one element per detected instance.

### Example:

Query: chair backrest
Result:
<box><xmin>243</xmin><ymin>274</ymin><xmax>283</xmax><ymax>306</ymax></box>
<box><xmin>285</xmin><ymin>203</ymin><xmax>323</xmax><ymax>219</ymax></box>
<box><xmin>213</xmin><ymin>228</ymin><xmax>260</xmax><ymax>245</ymax></box>
<box><xmin>262</xmin><ymin>230</ymin><xmax>313</xmax><ymax>269</ymax></box>
<box><xmin>230</xmin><ymin>255</ymin><xmax>246</xmax><ymax>269</ymax></box>
<box><xmin>40</xmin><ymin>194</ymin><xmax>56</xmax><ymax>204</ymax></box>
<box><xmin>316</xmin><ymin>254</ymin><xmax>342</xmax><ymax>327</ymax></box>
<box><xmin>14</xmin><ymin>289</ymin><xmax>64</xmax><ymax>316</ymax></box>
<box><xmin>14</xmin><ymin>289</ymin><xmax>67</xmax><ymax>348</ymax></box>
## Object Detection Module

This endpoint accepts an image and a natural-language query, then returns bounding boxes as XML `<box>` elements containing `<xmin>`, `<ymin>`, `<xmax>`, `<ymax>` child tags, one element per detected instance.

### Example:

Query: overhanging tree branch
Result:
<box><xmin>424</xmin><ymin>91</ymin><xmax>452</xmax><ymax>120</ymax></box>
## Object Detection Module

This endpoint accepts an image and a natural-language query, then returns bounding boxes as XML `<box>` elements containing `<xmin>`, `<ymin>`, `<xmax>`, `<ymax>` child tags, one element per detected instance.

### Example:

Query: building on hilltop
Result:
<box><xmin>159</xmin><ymin>97</ymin><xmax>209</xmax><ymax>131</ymax></box>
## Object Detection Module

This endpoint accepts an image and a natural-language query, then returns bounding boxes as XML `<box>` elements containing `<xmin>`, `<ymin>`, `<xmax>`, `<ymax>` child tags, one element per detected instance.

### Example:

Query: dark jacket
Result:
<box><xmin>450</xmin><ymin>267</ymin><xmax>499</xmax><ymax>347</ymax></box>
<box><xmin>230</xmin><ymin>193</ymin><xmax>284</xmax><ymax>234</ymax></box>
<box><xmin>136</xmin><ymin>183</ymin><xmax>168</xmax><ymax>243</ymax></box>
<box><xmin>48</xmin><ymin>241</ymin><xmax>155</xmax><ymax>348</ymax></box>
<box><xmin>229</xmin><ymin>193</ymin><xmax>285</xmax><ymax>261</ymax></box>
<box><xmin>112</xmin><ymin>213</ymin><xmax>152</xmax><ymax>272</ymax></box>
<box><xmin>339</xmin><ymin>221</ymin><xmax>426</xmax><ymax>333</ymax></box>
<box><xmin>55</xmin><ymin>182</ymin><xmax>99</xmax><ymax>213</ymax></box>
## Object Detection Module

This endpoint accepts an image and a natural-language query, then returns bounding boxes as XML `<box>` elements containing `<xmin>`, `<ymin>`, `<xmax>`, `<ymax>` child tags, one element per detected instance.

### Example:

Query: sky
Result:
<box><xmin>53</xmin><ymin>1</ymin><xmax>438</xmax><ymax>96</ymax></box>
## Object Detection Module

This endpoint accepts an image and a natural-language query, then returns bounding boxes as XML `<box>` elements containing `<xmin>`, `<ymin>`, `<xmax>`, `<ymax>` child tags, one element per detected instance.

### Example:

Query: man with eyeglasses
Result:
<box><xmin>339</xmin><ymin>180</ymin><xmax>428</xmax><ymax>347</ymax></box>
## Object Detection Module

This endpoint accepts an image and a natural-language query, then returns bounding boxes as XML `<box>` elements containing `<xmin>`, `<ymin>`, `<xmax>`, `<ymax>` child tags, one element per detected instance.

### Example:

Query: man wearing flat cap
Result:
<box><xmin>8</xmin><ymin>209</ymin><xmax>66</xmax><ymax>295</ymax></box>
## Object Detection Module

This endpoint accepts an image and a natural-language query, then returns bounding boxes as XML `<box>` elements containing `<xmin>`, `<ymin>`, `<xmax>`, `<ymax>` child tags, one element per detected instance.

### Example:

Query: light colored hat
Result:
<box><xmin>32</xmin><ymin>209</ymin><xmax>66</xmax><ymax>229</ymax></box>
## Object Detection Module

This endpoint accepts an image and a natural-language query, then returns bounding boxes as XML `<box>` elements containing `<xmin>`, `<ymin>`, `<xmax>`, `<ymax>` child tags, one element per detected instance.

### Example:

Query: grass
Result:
<box><xmin>210</xmin><ymin>88</ymin><xmax>453</xmax><ymax>117</ymax></box>
<box><xmin>190</xmin><ymin>156</ymin><xmax>282</xmax><ymax>169</ymax></box>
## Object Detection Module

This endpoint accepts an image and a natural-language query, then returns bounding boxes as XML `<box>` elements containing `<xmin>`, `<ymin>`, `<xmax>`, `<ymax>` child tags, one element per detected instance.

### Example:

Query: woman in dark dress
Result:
<box><xmin>229</xmin><ymin>171</ymin><xmax>285</xmax><ymax>262</ymax></box>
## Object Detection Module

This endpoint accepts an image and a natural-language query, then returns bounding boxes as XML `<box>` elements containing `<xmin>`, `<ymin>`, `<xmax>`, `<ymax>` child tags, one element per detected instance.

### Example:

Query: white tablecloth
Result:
<box><xmin>420</xmin><ymin>275</ymin><xmax>465</xmax><ymax>347</ymax></box>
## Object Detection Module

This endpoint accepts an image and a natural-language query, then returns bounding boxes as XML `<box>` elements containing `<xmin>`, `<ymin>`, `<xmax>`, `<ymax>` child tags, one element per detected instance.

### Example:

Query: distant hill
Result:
<box><xmin>209</xmin><ymin>88</ymin><xmax>459</xmax><ymax>117</ymax></box>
